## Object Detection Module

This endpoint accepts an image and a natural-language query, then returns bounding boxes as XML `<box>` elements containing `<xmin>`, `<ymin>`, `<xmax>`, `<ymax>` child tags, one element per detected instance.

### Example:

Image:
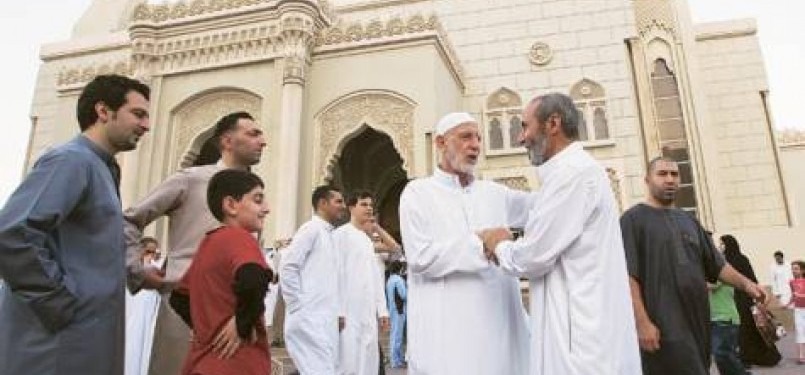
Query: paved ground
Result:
<box><xmin>272</xmin><ymin>332</ymin><xmax>801</xmax><ymax>374</ymax></box>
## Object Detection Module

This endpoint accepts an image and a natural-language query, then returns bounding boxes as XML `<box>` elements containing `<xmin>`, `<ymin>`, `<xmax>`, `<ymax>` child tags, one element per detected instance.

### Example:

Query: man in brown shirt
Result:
<box><xmin>124</xmin><ymin>111</ymin><xmax>266</xmax><ymax>375</ymax></box>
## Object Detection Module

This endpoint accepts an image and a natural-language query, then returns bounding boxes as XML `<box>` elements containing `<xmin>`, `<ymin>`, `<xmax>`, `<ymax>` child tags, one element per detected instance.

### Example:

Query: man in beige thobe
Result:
<box><xmin>124</xmin><ymin>111</ymin><xmax>265</xmax><ymax>375</ymax></box>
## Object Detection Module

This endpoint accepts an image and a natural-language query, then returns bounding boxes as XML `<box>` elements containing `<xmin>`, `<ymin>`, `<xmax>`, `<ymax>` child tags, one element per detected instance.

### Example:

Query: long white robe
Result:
<box><xmin>494</xmin><ymin>142</ymin><xmax>641</xmax><ymax>375</ymax></box>
<box><xmin>334</xmin><ymin>223</ymin><xmax>389</xmax><ymax>375</ymax></box>
<box><xmin>770</xmin><ymin>262</ymin><xmax>793</xmax><ymax>305</ymax></box>
<box><xmin>263</xmin><ymin>248</ymin><xmax>280</xmax><ymax>327</ymax></box>
<box><xmin>281</xmin><ymin>215</ymin><xmax>342</xmax><ymax>374</ymax></box>
<box><xmin>399</xmin><ymin>167</ymin><xmax>532</xmax><ymax>375</ymax></box>
<box><xmin>124</xmin><ymin>258</ymin><xmax>164</xmax><ymax>375</ymax></box>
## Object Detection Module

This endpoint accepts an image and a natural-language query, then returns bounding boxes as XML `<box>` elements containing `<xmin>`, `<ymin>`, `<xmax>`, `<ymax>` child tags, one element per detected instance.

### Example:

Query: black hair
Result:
<box><xmin>388</xmin><ymin>260</ymin><xmax>404</xmax><ymax>275</ymax></box>
<box><xmin>311</xmin><ymin>185</ymin><xmax>340</xmax><ymax>210</ymax></box>
<box><xmin>211</xmin><ymin>111</ymin><xmax>255</xmax><ymax>150</ymax></box>
<box><xmin>140</xmin><ymin>236</ymin><xmax>158</xmax><ymax>247</ymax></box>
<box><xmin>207</xmin><ymin>169</ymin><xmax>264</xmax><ymax>222</ymax></box>
<box><xmin>346</xmin><ymin>190</ymin><xmax>374</xmax><ymax>207</ymax></box>
<box><xmin>774</xmin><ymin>250</ymin><xmax>784</xmax><ymax>258</ymax></box>
<box><xmin>646</xmin><ymin>156</ymin><xmax>678</xmax><ymax>175</ymax></box>
<box><xmin>76</xmin><ymin>74</ymin><xmax>150</xmax><ymax>131</ymax></box>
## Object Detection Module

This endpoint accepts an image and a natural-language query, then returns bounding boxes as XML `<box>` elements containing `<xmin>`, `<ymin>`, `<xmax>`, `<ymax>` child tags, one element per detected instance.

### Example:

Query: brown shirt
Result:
<box><xmin>124</xmin><ymin>162</ymin><xmax>224</xmax><ymax>292</ymax></box>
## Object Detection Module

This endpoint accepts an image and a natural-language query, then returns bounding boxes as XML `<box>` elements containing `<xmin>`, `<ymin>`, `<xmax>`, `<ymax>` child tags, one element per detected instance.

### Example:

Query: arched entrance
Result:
<box><xmin>328</xmin><ymin>126</ymin><xmax>408</xmax><ymax>242</ymax></box>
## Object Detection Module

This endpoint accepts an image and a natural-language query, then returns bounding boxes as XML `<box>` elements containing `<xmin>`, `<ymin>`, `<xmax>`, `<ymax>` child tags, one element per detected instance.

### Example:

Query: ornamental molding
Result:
<box><xmin>494</xmin><ymin>176</ymin><xmax>531</xmax><ymax>192</ymax></box>
<box><xmin>56</xmin><ymin>60</ymin><xmax>135</xmax><ymax>91</ymax></box>
<box><xmin>313</xmin><ymin>14</ymin><xmax>464</xmax><ymax>88</ymax></box>
<box><xmin>130</xmin><ymin>0</ymin><xmax>334</xmax><ymax>25</ymax></box>
<box><xmin>778</xmin><ymin>129</ymin><xmax>805</xmax><ymax>148</ymax></box>
<box><xmin>314</xmin><ymin>91</ymin><xmax>416</xmax><ymax>184</ymax></box>
<box><xmin>634</xmin><ymin>0</ymin><xmax>677</xmax><ymax>38</ymax></box>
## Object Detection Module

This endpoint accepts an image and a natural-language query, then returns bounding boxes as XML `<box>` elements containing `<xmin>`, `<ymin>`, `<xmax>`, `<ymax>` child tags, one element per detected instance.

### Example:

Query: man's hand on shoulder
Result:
<box><xmin>140</xmin><ymin>267</ymin><xmax>166</xmax><ymax>290</ymax></box>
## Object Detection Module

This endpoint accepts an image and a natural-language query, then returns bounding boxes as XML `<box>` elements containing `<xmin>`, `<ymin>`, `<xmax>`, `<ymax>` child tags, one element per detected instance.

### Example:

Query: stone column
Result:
<box><xmin>274</xmin><ymin>10</ymin><xmax>317</xmax><ymax>238</ymax></box>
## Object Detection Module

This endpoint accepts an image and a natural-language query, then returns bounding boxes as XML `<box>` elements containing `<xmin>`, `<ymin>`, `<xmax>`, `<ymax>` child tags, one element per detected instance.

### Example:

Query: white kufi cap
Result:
<box><xmin>435</xmin><ymin>112</ymin><xmax>477</xmax><ymax>136</ymax></box>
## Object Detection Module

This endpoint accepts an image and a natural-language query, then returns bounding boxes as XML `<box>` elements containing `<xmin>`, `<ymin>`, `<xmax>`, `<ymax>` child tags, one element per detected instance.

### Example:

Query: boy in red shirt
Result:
<box><xmin>790</xmin><ymin>260</ymin><xmax>805</xmax><ymax>364</ymax></box>
<box><xmin>170</xmin><ymin>169</ymin><xmax>273</xmax><ymax>375</ymax></box>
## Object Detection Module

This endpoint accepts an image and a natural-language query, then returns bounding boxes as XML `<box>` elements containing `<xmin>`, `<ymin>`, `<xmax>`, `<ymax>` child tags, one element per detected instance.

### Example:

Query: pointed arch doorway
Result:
<box><xmin>327</xmin><ymin>126</ymin><xmax>408</xmax><ymax>242</ymax></box>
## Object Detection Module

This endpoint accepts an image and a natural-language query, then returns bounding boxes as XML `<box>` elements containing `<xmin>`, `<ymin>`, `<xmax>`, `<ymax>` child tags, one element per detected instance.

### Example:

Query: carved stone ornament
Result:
<box><xmin>494</xmin><ymin>176</ymin><xmax>531</xmax><ymax>192</ymax></box>
<box><xmin>528</xmin><ymin>42</ymin><xmax>553</xmax><ymax>66</ymax></box>
<box><xmin>316</xmin><ymin>92</ymin><xmax>415</xmax><ymax>182</ymax></box>
<box><xmin>58</xmin><ymin>60</ymin><xmax>134</xmax><ymax>87</ymax></box>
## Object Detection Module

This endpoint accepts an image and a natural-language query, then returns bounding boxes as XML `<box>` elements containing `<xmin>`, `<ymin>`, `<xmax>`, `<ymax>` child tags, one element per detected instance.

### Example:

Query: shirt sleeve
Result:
<box><xmin>123</xmin><ymin>172</ymin><xmax>189</xmax><ymax>292</ymax></box>
<box><xmin>495</xmin><ymin>170</ymin><xmax>596</xmax><ymax>278</ymax></box>
<box><xmin>279</xmin><ymin>224</ymin><xmax>316</xmax><ymax>312</ymax></box>
<box><xmin>233</xmin><ymin>263</ymin><xmax>270</xmax><ymax>339</ymax></box>
<box><xmin>620</xmin><ymin>210</ymin><xmax>642</xmax><ymax>282</ymax></box>
<box><xmin>0</xmin><ymin>152</ymin><xmax>86</xmax><ymax>332</ymax></box>
<box><xmin>374</xmin><ymin>261</ymin><xmax>389</xmax><ymax>318</ymax></box>
<box><xmin>505</xmin><ymin>187</ymin><xmax>536</xmax><ymax>229</ymax></box>
<box><xmin>399</xmin><ymin>184</ymin><xmax>489</xmax><ymax>279</ymax></box>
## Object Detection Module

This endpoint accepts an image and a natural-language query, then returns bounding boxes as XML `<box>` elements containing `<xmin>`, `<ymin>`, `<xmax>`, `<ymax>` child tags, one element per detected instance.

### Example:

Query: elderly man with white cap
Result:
<box><xmin>398</xmin><ymin>112</ymin><xmax>533</xmax><ymax>375</ymax></box>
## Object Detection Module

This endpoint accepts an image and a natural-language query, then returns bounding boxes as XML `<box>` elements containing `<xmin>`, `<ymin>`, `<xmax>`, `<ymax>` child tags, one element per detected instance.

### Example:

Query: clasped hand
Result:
<box><xmin>477</xmin><ymin>227</ymin><xmax>513</xmax><ymax>265</ymax></box>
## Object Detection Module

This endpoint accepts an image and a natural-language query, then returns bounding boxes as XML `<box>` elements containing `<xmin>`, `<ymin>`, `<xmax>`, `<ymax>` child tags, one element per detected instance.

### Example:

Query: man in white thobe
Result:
<box><xmin>335</xmin><ymin>191</ymin><xmax>390</xmax><ymax>375</ymax></box>
<box><xmin>399</xmin><ymin>112</ymin><xmax>532</xmax><ymax>375</ymax></box>
<box><xmin>281</xmin><ymin>186</ymin><xmax>347</xmax><ymax>374</ymax></box>
<box><xmin>481</xmin><ymin>93</ymin><xmax>641</xmax><ymax>375</ymax></box>
<box><xmin>770</xmin><ymin>251</ymin><xmax>793</xmax><ymax>306</ymax></box>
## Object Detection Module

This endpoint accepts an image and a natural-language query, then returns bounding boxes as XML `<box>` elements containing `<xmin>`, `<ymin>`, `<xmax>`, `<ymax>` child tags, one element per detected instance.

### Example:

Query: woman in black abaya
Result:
<box><xmin>720</xmin><ymin>234</ymin><xmax>781</xmax><ymax>367</ymax></box>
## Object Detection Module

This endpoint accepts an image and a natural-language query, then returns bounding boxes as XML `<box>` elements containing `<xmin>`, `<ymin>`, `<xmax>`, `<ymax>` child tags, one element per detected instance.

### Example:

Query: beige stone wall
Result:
<box><xmin>336</xmin><ymin>0</ymin><xmax>646</xmax><ymax>207</ymax></box>
<box><xmin>695</xmin><ymin>20</ymin><xmax>789</xmax><ymax>229</ymax></box>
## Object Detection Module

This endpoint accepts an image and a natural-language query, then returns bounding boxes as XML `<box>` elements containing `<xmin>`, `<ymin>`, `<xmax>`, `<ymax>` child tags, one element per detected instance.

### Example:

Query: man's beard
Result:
<box><xmin>526</xmin><ymin>135</ymin><xmax>548</xmax><ymax>166</ymax></box>
<box><xmin>651</xmin><ymin>187</ymin><xmax>677</xmax><ymax>206</ymax></box>
<box><xmin>445</xmin><ymin>149</ymin><xmax>476</xmax><ymax>175</ymax></box>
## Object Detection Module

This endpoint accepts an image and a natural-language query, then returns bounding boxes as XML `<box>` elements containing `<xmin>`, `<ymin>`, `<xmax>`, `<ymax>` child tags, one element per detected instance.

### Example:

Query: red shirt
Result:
<box><xmin>791</xmin><ymin>278</ymin><xmax>805</xmax><ymax>308</ymax></box>
<box><xmin>178</xmin><ymin>226</ymin><xmax>271</xmax><ymax>375</ymax></box>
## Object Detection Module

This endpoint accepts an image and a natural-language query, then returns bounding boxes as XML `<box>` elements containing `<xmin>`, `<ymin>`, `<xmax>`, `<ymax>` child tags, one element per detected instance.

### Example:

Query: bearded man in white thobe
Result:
<box><xmin>334</xmin><ymin>191</ymin><xmax>391</xmax><ymax>375</ymax></box>
<box><xmin>399</xmin><ymin>112</ymin><xmax>532</xmax><ymax>375</ymax></box>
<box><xmin>281</xmin><ymin>185</ymin><xmax>347</xmax><ymax>374</ymax></box>
<box><xmin>481</xmin><ymin>93</ymin><xmax>641</xmax><ymax>375</ymax></box>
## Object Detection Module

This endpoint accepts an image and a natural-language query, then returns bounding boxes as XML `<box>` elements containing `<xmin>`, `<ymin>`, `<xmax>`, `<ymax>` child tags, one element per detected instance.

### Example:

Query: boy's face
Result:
<box><xmin>231</xmin><ymin>186</ymin><xmax>270</xmax><ymax>232</ymax></box>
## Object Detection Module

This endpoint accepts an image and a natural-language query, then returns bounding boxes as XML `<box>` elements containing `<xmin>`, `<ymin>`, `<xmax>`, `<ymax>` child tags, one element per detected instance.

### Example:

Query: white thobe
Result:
<box><xmin>334</xmin><ymin>223</ymin><xmax>389</xmax><ymax>375</ymax></box>
<box><xmin>399</xmin><ymin>167</ymin><xmax>532</xmax><ymax>375</ymax></box>
<box><xmin>770</xmin><ymin>262</ymin><xmax>793</xmax><ymax>305</ymax></box>
<box><xmin>281</xmin><ymin>215</ymin><xmax>342</xmax><ymax>375</ymax></box>
<box><xmin>263</xmin><ymin>249</ymin><xmax>280</xmax><ymax>326</ymax></box>
<box><xmin>495</xmin><ymin>142</ymin><xmax>641</xmax><ymax>375</ymax></box>
<box><xmin>124</xmin><ymin>259</ymin><xmax>163</xmax><ymax>375</ymax></box>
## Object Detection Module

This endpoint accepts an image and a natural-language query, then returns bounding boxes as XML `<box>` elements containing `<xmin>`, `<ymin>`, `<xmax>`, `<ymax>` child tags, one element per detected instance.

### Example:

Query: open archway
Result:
<box><xmin>328</xmin><ymin>126</ymin><xmax>408</xmax><ymax>242</ymax></box>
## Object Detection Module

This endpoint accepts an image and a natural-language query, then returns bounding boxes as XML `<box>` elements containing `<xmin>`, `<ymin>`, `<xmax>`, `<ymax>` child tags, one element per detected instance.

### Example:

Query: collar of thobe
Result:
<box><xmin>312</xmin><ymin>214</ymin><xmax>335</xmax><ymax>232</ymax></box>
<box><xmin>433</xmin><ymin>166</ymin><xmax>475</xmax><ymax>191</ymax></box>
<box><xmin>536</xmin><ymin>141</ymin><xmax>582</xmax><ymax>180</ymax></box>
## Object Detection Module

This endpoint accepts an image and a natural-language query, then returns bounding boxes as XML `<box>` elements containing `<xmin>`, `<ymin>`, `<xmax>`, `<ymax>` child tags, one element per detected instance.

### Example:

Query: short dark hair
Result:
<box><xmin>646</xmin><ymin>156</ymin><xmax>677</xmax><ymax>175</ymax></box>
<box><xmin>140</xmin><ymin>237</ymin><xmax>158</xmax><ymax>247</ymax></box>
<box><xmin>207</xmin><ymin>169</ymin><xmax>264</xmax><ymax>222</ymax></box>
<box><xmin>793</xmin><ymin>260</ymin><xmax>805</xmax><ymax>274</ymax></box>
<box><xmin>532</xmin><ymin>93</ymin><xmax>580</xmax><ymax>140</ymax></box>
<box><xmin>311</xmin><ymin>185</ymin><xmax>340</xmax><ymax>210</ymax></box>
<box><xmin>76</xmin><ymin>74</ymin><xmax>150</xmax><ymax>131</ymax></box>
<box><xmin>212</xmin><ymin>112</ymin><xmax>255</xmax><ymax>150</ymax></box>
<box><xmin>774</xmin><ymin>250</ymin><xmax>784</xmax><ymax>258</ymax></box>
<box><xmin>347</xmin><ymin>190</ymin><xmax>374</xmax><ymax>207</ymax></box>
<box><xmin>388</xmin><ymin>260</ymin><xmax>405</xmax><ymax>275</ymax></box>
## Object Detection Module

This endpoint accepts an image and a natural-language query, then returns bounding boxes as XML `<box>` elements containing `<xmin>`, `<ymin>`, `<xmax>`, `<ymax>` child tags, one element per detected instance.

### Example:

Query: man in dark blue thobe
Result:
<box><xmin>0</xmin><ymin>74</ymin><xmax>150</xmax><ymax>375</ymax></box>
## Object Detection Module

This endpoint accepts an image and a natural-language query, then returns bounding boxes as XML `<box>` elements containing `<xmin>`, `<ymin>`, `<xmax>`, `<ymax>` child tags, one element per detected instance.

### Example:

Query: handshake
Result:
<box><xmin>477</xmin><ymin>227</ymin><xmax>515</xmax><ymax>265</ymax></box>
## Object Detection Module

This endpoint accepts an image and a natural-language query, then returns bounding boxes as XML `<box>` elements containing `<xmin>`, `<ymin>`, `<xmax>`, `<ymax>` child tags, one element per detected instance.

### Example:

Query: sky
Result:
<box><xmin>0</xmin><ymin>0</ymin><xmax>802</xmax><ymax>206</ymax></box>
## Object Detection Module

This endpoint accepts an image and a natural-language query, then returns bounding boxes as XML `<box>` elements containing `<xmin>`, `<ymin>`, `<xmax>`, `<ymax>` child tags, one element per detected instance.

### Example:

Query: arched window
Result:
<box><xmin>651</xmin><ymin>58</ymin><xmax>697</xmax><ymax>214</ymax></box>
<box><xmin>485</xmin><ymin>88</ymin><xmax>523</xmax><ymax>153</ymax></box>
<box><xmin>488</xmin><ymin>118</ymin><xmax>503</xmax><ymax>150</ymax></box>
<box><xmin>570</xmin><ymin>79</ymin><xmax>609</xmax><ymax>142</ymax></box>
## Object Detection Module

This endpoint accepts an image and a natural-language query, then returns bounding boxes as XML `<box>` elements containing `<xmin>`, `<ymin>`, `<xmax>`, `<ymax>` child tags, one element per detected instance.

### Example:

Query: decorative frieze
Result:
<box><xmin>130</xmin><ymin>0</ymin><xmax>334</xmax><ymax>24</ymax></box>
<box><xmin>494</xmin><ymin>176</ymin><xmax>531</xmax><ymax>192</ymax></box>
<box><xmin>634</xmin><ymin>0</ymin><xmax>676</xmax><ymax>38</ymax></box>
<box><xmin>57</xmin><ymin>60</ymin><xmax>134</xmax><ymax>87</ymax></box>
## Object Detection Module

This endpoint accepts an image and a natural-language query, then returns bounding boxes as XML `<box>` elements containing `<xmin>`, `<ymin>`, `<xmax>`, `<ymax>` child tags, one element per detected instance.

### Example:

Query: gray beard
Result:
<box><xmin>526</xmin><ymin>137</ymin><xmax>548</xmax><ymax>166</ymax></box>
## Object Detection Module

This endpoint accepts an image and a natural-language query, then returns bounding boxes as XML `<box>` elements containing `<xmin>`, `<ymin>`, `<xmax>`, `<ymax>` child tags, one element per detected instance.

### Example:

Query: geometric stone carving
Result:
<box><xmin>487</xmin><ymin>87</ymin><xmax>522</xmax><ymax>110</ymax></box>
<box><xmin>528</xmin><ymin>42</ymin><xmax>553</xmax><ymax>66</ymax></box>
<box><xmin>170</xmin><ymin>89</ymin><xmax>263</xmax><ymax>169</ymax></box>
<box><xmin>316</xmin><ymin>91</ymin><xmax>416</xmax><ymax>183</ymax></box>
<box><xmin>634</xmin><ymin>0</ymin><xmax>677</xmax><ymax>38</ymax></box>
<box><xmin>606</xmin><ymin>167</ymin><xmax>624</xmax><ymax>213</ymax></box>
<box><xmin>494</xmin><ymin>176</ymin><xmax>531</xmax><ymax>192</ymax></box>
<box><xmin>57</xmin><ymin>60</ymin><xmax>133</xmax><ymax>87</ymax></box>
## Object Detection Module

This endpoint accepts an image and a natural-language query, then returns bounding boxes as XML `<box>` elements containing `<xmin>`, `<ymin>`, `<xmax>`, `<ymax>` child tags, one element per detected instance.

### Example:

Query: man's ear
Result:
<box><xmin>435</xmin><ymin>134</ymin><xmax>446</xmax><ymax>149</ymax></box>
<box><xmin>95</xmin><ymin>102</ymin><xmax>109</xmax><ymax>123</ymax></box>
